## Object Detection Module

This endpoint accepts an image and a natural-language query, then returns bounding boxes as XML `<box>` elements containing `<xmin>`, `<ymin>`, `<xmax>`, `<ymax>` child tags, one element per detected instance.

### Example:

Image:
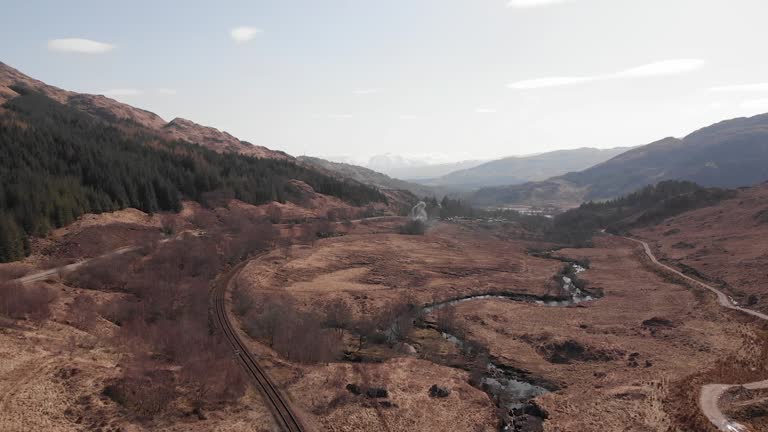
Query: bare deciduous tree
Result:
<box><xmin>70</xmin><ymin>294</ymin><xmax>99</xmax><ymax>330</ymax></box>
<box><xmin>436</xmin><ymin>304</ymin><xmax>460</xmax><ymax>335</ymax></box>
<box><xmin>323</xmin><ymin>298</ymin><xmax>352</xmax><ymax>335</ymax></box>
<box><xmin>244</xmin><ymin>296</ymin><xmax>341</xmax><ymax>364</ymax></box>
<box><xmin>0</xmin><ymin>282</ymin><xmax>55</xmax><ymax>321</ymax></box>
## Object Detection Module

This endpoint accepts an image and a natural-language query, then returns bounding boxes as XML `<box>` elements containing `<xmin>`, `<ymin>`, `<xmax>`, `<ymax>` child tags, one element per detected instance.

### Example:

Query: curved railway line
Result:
<box><xmin>211</xmin><ymin>259</ymin><xmax>306</xmax><ymax>432</ymax></box>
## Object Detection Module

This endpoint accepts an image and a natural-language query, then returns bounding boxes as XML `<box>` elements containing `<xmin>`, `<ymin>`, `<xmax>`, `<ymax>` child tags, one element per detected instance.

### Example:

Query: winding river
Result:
<box><xmin>417</xmin><ymin>261</ymin><xmax>598</xmax><ymax>431</ymax></box>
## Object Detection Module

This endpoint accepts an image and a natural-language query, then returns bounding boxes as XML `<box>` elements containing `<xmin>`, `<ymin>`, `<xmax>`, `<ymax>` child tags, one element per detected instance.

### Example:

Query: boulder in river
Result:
<box><xmin>395</xmin><ymin>342</ymin><xmax>418</xmax><ymax>356</ymax></box>
<box><xmin>512</xmin><ymin>414</ymin><xmax>544</xmax><ymax>432</ymax></box>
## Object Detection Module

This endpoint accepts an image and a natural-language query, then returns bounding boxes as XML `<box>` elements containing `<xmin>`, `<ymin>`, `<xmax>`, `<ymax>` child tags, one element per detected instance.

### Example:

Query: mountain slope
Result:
<box><xmin>0</xmin><ymin>62</ymin><xmax>288</xmax><ymax>159</ymax></box>
<box><xmin>0</xmin><ymin>67</ymin><xmax>387</xmax><ymax>262</ymax></box>
<box><xmin>634</xmin><ymin>183</ymin><xmax>768</xmax><ymax>311</ymax></box>
<box><xmin>470</xmin><ymin>114</ymin><xmax>768</xmax><ymax>208</ymax></box>
<box><xmin>297</xmin><ymin>156</ymin><xmax>445</xmax><ymax>198</ymax></box>
<box><xmin>422</xmin><ymin>147</ymin><xmax>631</xmax><ymax>189</ymax></box>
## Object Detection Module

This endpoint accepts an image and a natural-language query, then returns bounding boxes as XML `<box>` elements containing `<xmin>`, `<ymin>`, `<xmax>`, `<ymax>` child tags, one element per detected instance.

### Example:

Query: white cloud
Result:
<box><xmin>508</xmin><ymin>76</ymin><xmax>596</xmax><ymax>90</ymax></box>
<box><xmin>507</xmin><ymin>0</ymin><xmax>575</xmax><ymax>8</ymax></box>
<box><xmin>474</xmin><ymin>108</ymin><xmax>498</xmax><ymax>113</ymax></box>
<box><xmin>157</xmin><ymin>88</ymin><xmax>178</xmax><ymax>95</ymax></box>
<box><xmin>48</xmin><ymin>38</ymin><xmax>114</xmax><ymax>54</ymax></box>
<box><xmin>709</xmin><ymin>83</ymin><xmax>768</xmax><ymax>92</ymax></box>
<box><xmin>614</xmin><ymin>59</ymin><xmax>706</xmax><ymax>78</ymax></box>
<box><xmin>399</xmin><ymin>115</ymin><xmax>418</xmax><ymax>120</ymax></box>
<box><xmin>740</xmin><ymin>98</ymin><xmax>768</xmax><ymax>111</ymax></box>
<box><xmin>313</xmin><ymin>113</ymin><xmax>354</xmax><ymax>119</ymax></box>
<box><xmin>508</xmin><ymin>59</ymin><xmax>705</xmax><ymax>90</ymax></box>
<box><xmin>101</xmin><ymin>89</ymin><xmax>143</xmax><ymax>96</ymax></box>
<box><xmin>230</xmin><ymin>26</ymin><xmax>262</xmax><ymax>43</ymax></box>
<box><xmin>353</xmin><ymin>88</ymin><xmax>383</xmax><ymax>95</ymax></box>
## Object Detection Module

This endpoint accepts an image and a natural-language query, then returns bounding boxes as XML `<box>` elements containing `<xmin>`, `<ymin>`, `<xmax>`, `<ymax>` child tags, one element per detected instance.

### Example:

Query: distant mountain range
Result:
<box><xmin>369</xmin><ymin>157</ymin><xmax>489</xmax><ymax>180</ymax></box>
<box><xmin>469</xmin><ymin>114</ymin><xmax>768</xmax><ymax>208</ymax></box>
<box><xmin>418</xmin><ymin>147</ymin><xmax>631</xmax><ymax>189</ymax></box>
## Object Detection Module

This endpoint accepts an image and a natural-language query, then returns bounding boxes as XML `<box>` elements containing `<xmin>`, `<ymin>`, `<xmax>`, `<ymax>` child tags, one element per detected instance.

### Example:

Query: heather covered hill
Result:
<box><xmin>297</xmin><ymin>155</ymin><xmax>444</xmax><ymax>198</ymax></box>
<box><xmin>0</xmin><ymin>88</ymin><xmax>385</xmax><ymax>262</ymax></box>
<box><xmin>0</xmin><ymin>62</ymin><xmax>287</xmax><ymax>159</ymax></box>
<box><xmin>469</xmin><ymin>114</ymin><xmax>768</xmax><ymax>208</ymax></box>
<box><xmin>634</xmin><ymin>182</ymin><xmax>768</xmax><ymax>312</ymax></box>
<box><xmin>546</xmin><ymin>180</ymin><xmax>736</xmax><ymax>246</ymax></box>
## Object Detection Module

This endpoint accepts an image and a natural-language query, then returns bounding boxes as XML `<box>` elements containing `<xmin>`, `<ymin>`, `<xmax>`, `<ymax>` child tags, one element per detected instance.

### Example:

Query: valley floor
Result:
<box><xmin>1</xmin><ymin>209</ymin><xmax>766</xmax><ymax>431</ymax></box>
<box><xmin>234</xmin><ymin>221</ymin><xmax>765</xmax><ymax>431</ymax></box>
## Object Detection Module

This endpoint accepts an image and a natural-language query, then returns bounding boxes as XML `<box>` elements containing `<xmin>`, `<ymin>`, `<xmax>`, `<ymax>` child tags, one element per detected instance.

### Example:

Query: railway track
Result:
<box><xmin>211</xmin><ymin>259</ymin><xmax>305</xmax><ymax>432</ymax></box>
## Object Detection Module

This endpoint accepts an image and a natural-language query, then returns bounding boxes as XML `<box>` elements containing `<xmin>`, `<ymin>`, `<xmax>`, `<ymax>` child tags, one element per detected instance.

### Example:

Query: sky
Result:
<box><xmin>3</xmin><ymin>0</ymin><xmax>768</xmax><ymax>165</ymax></box>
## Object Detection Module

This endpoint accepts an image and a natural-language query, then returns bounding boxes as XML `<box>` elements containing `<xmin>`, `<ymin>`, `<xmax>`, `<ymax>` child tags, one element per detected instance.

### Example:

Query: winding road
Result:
<box><xmin>625</xmin><ymin>236</ymin><xmax>768</xmax><ymax>432</ymax></box>
<box><xmin>211</xmin><ymin>259</ymin><xmax>306</xmax><ymax>432</ymax></box>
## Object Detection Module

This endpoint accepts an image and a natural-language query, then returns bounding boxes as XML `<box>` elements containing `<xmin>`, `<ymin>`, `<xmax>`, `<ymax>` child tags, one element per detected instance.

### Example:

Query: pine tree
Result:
<box><xmin>0</xmin><ymin>213</ymin><xmax>26</xmax><ymax>262</ymax></box>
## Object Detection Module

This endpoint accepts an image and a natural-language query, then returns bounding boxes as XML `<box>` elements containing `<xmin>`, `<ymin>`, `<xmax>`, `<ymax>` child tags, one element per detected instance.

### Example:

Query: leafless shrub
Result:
<box><xmin>299</xmin><ymin>222</ymin><xmax>318</xmax><ymax>245</ymax></box>
<box><xmin>436</xmin><ymin>305</ymin><xmax>461</xmax><ymax>336</ymax></box>
<box><xmin>113</xmin><ymin>310</ymin><xmax>245</xmax><ymax>412</ymax></box>
<box><xmin>244</xmin><ymin>296</ymin><xmax>341</xmax><ymax>363</ymax></box>
<box><xmin>267</xmin><ymin>205</ymin><xmax>283</xmax><ymax>224</ymax></box>
<box><xmin>103</xmin><ymin>231</ymin><xmax>248</xmax><ymax>415</ymax></box>
<box><xmin>126</xmin><ymin>238</ymin><xmax>219</xmax><ymax>321</ymax></box>
<box><xmin>99</xmin><ymin>298</ymin><xmax>138</xmax><ymax>326</ymax></box>
<box><xmin>315</xmin><ymin>219</ymin><xmax>337</xmax><ymax>239</ymax></box>
<box><xmin>381</xmin><ymin>298</ymin><xmax>418</xmax><ymax>342</ymax></box>
<box><xmin>69</xmin><ymin>294</ymin><xmax>99</xmax><ymax>331</ymax></box>
<box><xmin>104</xmin><ymin>367</ymin><xmax>177</xmax><ymax>417</ymax></box>
<box><xmin>243</xmin><ymin>296</ymin><xmax>292</xmax><ymax>347</ymax></box>
<box><xmin>64</xmin><ymin>252</ymin><xmax>137</xmax><ymax>291</ymax></box>
<box><xmin>178</xmin><ymin>334</ymin><xmax>247</xmax><ymax>409</ymax></box>
<box><xmin>352</xmin><ymin>318</ymin><xmax>379</xmax><ymax>351</ymax></box>
<box><xmin>399</xmin><ymin>220</ymin><xmax>426</xmax><ymax>235</ymax></box>
<box><xmin>223</xmin><ymin>220</ymin><xmax>278</xmax><ymax>263</ymax></box>
<box><xmin>0</xmin><ymin>282</ymin><xmax>56</xmax><ymax>321</ymax></box>
<box><xmin>232</xmin><ymin>285</ymin><xmax>254</xmax><ymax>317</ymax></box>
<box><xmin>323</xmin><ymin>298</ymin><xmax>352</xmax><ymax>335</ymax></box>
<box><xmin>0</xmin><ymin>265</ymin><xmax>31</xmax><ymax>282</ymax></box>
<box><xmin>190</xmin><ymin>210</ymin><xmax>220</xmax><ymax>231</ymax></box>
<box><xmin>160</xmin><ymin>214</ymin><xmax>178</xmax><ymax>235</ymax></box>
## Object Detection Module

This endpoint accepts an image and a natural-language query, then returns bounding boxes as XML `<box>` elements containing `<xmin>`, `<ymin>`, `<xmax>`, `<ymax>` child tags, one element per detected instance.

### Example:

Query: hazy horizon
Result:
<box><xmin>4</xmin><ymin>0</ymin><xmax>768</xmax><ymax>163</ymax></box>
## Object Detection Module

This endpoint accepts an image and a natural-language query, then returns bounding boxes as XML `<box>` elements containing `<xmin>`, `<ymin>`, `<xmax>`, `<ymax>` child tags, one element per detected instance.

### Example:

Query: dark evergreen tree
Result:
<box><xmin>0</xmin><ymin>88</ymin><xmax>387</xmax><ymax>262</ymax></box>
<box><xmin>0</xmin><ymin>212</ymin><xmax>27</xmax><ymax>262</ymax></box>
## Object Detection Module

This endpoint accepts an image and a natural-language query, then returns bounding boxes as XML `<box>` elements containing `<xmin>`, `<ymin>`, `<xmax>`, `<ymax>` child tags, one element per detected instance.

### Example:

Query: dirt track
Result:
<box><xmin>627</xmin><ymin>236</ymin><xmax>768</xmax><ymax>432</ymax></box>
<box><xmin>16</xmin><ymin>246</ymin><xmax>138</xmax><ymax>285</ymax></box>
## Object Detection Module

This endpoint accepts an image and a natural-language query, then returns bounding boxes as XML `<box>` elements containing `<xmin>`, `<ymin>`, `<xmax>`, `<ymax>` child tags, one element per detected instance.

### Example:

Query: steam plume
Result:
<box><xmin>410</xmin><ymin>201</ymin><xmax>428</xmax><ymax>222</ymax></box>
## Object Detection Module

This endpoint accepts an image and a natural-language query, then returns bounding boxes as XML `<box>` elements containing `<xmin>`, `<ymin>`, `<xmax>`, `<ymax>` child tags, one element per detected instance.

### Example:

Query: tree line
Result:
<box><xmin>548</xmin><ymin>180</ymin><xmax>736</xmax><ymax>245</ymax></box>
<box><xmin>433</xmin><ymin>181</ymin><xmax>735</xmax><ymax>246</ymax></box>
<box><xmin>0</xmin><ymin>87</ymin><xmax>386</xmax><ymax>261</ymax></box>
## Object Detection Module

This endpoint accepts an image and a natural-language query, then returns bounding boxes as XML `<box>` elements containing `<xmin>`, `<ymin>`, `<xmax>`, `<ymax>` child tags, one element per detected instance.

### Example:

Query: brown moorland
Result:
<box><xmin>634</xmin><ymin>183</ymin><xmax>768</xmax><ymax>313</ymax></box>
<box><xmin>232</xmin><ymin>220</ymin><xmax>766</xmax><ymax>431</ymax></box>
